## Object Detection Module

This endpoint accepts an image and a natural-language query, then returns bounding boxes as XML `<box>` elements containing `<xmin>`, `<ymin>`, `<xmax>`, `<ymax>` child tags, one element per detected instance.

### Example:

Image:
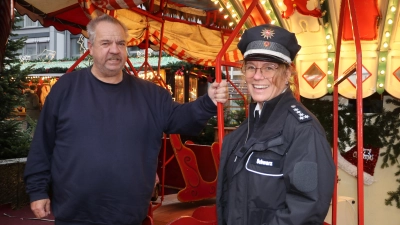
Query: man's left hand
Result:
<box><xmin>208</xmin><ymin>79</ymin><xmax>228</xmax><ymax>105</ymax></box>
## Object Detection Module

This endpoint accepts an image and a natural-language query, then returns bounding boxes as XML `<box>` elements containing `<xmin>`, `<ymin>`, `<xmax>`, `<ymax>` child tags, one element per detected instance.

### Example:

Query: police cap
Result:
<box><xmin>238</xmin><ymin>24</ymin><xmax>301</xmax><ymax>64</ymax></box>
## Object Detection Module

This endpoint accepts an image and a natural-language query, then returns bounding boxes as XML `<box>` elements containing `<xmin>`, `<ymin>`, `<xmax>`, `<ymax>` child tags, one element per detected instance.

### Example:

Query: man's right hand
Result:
<box><xmin>30</xmin><ymin>198</ymin><xmax>51</xmax><ymax>218</ymax></box>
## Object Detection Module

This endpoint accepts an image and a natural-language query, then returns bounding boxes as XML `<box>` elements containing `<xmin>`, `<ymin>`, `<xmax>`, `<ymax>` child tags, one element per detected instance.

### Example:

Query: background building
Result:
<box><xmin>12</xmin><ymin>14</ymin><xmax>83</xmax><ymax>61</ymax></box>
<box><xmin>12</xmin><ymin>14</ymin><xmax>154</xmax><ymax>62</ymax></box>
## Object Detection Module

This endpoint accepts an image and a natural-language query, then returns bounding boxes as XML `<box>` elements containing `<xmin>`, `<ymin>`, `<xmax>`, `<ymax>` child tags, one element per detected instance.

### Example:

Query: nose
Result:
<box><xmin>110</xmin><ymin>42</ymin><xmax>121</xmax><ymax>53</ymax></box>
<box><xmin>252</xmin><ymin>68</ymin><xmax>265</xmax><ymax>80</ymax></box>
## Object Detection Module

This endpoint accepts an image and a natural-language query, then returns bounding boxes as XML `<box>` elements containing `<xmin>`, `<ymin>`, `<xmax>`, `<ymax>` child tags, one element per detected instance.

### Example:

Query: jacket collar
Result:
<box><xmin>248</xmin><ymin>89</ymin><xmax>297</xmax><ymax>143</ymax></box>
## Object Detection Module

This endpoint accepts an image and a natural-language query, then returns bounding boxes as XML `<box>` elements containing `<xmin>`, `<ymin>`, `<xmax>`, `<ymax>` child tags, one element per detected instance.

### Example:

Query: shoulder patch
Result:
<box><xmin>289</xmin><ymin>105</ymin><xmax>312</xmax><ymax>122</ymax></box>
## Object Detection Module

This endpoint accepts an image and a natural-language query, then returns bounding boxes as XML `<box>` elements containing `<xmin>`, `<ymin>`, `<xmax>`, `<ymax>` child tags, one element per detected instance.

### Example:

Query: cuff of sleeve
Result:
<box><xmin>29</xmin><ymin>193</ymin><xmax>50</xmax><ymax>203</ymax></box>
<box><xmin>203</xmin><ymin>94</ymin><xmax>217</xmax><ymax>113</ymax></box>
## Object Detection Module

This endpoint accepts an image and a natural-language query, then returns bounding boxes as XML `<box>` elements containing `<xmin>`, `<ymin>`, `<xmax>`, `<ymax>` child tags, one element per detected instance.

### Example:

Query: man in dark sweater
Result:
<box><xmin>24</xmin><ymin>14</ymin><xmax>227</xmax><ymax>225</ymax></box>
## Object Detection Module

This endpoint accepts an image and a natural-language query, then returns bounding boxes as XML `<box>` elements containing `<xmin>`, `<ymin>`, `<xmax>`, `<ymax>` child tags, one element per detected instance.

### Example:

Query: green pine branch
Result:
<box><xmin>0</xmin><ymin>16</ymin><xmax>34</xmax><ymax>160</ymax></box>
<box><xmin>385</xmin><ymin>165</ymin><xmax>400</xmax><ymax>208</ymax></box>
<box><xmin>302</xmin><ymin>96</ymin><xmax>400</xmax><ymax>209</ymax></box>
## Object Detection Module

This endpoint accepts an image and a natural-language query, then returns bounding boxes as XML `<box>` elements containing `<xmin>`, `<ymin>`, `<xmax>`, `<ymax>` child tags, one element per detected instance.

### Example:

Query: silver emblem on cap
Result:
<box><xmin>261</xmin><ymin>28</ymin><xmax>274</xmax><ymax>39</ymax></box>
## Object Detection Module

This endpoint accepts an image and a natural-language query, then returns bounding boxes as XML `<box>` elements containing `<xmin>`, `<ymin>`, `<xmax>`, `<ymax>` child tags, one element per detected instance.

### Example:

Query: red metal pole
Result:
<box><xmin>215</xmin><ymin>0</ymin><xmax>259</xmax><ymax>145</ymax></box>
<box><xmin>220</xmin><ymin>61</ymin><xmax>242</xmax><ymax>68</ymax></box>
<box><xmin>135</xmin><ymin>22</ymin><xmax>167</xmax><ymax>89</ymax></box>
<box><xmin>219</xmin><ymin>32</ymin><xmax>249</xmax><ymax>121</ymax></box>
<box><xmin>332</xmin><ymin>0</ymin><xmax>347</xmax><ymax>223</ymax></box>
<box><xmin>157</xmin><ymin>20</ymin><xmax>165</xmax><ymax>77</ymax></box>
<box><xmin>144</xmin><ymin>23</ymin><xmax>150</xmax><ymax>76</ymax></box>
<box><xmin>227</xmin><ymin>79</ymin><xmax>248</xmax><ymax>117</ymax></box>
<box><xmin>347</xmin><ymin>0</ymin><xmax>364</xmax><ymax>224</ymax></box>
<box><xmin>126</xmin><ymin>58</ymin><xmax>139</xmax><ymax>76</ymax></box>
<box><xmin>161</xmin><ymin>134</ymin><xmax>167</xmax><ymax>203</ymax></box>
<box><xmin>255</xmin><ymin>2</ymin><xmax>271</xmax><ymax>24</ymax></box>
<box><xmin>130</xmin><ymin>7</ymin><xmax>163</xmax><ymax>23</ymax></box>
<box><xmin>156</xmin><ymin>17</ymin><xmax>169</xmax><ymax>90</ymax></box>
<box><xmin>66</xmin><ymin>49</ymin><xmax>90</xmax><ymax>73</ymax></box>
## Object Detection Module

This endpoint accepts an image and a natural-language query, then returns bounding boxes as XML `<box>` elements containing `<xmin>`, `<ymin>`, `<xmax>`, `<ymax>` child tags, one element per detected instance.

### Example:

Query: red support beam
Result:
<box><xmin>334</xmin><ymin>0</ymin><xmax>364</xmax><ymax>224</ymax></box>
<box><xmin>126</xmin><ymin>58</ymin><xmax>139</xmax><ymax>76</ymax></box>
<box><xmin>156</xmin><ymin>17</ymin><xmax>168</xmax><ymax>90</ymax></box>
<box><xmin>219</xmin><ymin>33</ymin><xmax>249</xmax><ymax>118</ymax></box>
<box><xmin>332</xmin><ymin>0</ymin><xmax>345</xmax><ymax>222</ymax></box>
<box><xmin>66</xmin><ymin>49</ymin><xmax>90</xmax><ymax>73</ymax></box>
<box><xmin>347</xmin><ymin>0</ymin><xmax>365</xmax><ymax>224</ymax></box>
<box><xmin>215</xmin><ymin>0</ymin><xmax>259</xmax><ymax>145</ymax></box>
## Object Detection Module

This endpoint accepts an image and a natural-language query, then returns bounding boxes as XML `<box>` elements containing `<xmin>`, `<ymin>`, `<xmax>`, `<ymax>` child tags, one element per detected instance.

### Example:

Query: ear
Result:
<box><xmin>88</xmin><ymin>41</ymin><xmax>93</xmax><ymax>55</ymax></box>
<box><xmin>284</xmin><ymin>67</ymin><xmax>291</xmax><ymax>82</ymax></box>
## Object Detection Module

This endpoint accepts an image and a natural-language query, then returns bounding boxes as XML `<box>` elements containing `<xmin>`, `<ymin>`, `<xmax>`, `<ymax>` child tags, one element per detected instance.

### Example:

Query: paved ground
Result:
<box><xmin>0</xmin><ymin>194</ymin><xmax>216</xmax><ymax>225</ymax></box>
<box><xmin>1</xmin><ymin>203</ymin><xmax>55</xmax><ymax>225</ymax></box>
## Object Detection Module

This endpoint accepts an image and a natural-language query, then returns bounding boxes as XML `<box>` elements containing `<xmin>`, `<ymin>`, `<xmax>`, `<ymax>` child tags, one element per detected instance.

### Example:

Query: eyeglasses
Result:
<box><xmin>242</xmin><ymin>63</ymin><xmax>279</xmax><ymax>79</ymax></box>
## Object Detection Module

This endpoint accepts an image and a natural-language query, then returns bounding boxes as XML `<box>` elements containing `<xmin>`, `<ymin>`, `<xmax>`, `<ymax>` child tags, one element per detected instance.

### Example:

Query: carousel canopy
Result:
<box><xmin>3</xmin><ymin>0</ymin><xmax>400</xmax><ymax>99</ymax></box>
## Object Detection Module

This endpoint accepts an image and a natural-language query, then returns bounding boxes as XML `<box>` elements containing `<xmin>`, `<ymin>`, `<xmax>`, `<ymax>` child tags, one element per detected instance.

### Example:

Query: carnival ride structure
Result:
<box><xmin>2</xmin><ymin>0</ymin><xmax>400</xmax><ymax>224</ymax></box>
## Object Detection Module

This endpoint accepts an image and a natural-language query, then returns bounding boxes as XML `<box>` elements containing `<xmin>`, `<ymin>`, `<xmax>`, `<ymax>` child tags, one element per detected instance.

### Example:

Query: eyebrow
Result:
<box><xmin>98</xmin><ymin>39</ymin><xmax>126</xmax><ymax>44</ymax></box>
<box><xmin>245</xmin><ymin>62</ymin><xmax>278</xmax><ymax>66</ymax></box>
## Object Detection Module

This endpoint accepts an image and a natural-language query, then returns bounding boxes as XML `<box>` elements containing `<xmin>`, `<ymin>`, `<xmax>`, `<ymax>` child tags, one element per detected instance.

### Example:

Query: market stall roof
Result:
<box><xmin>20</xmin><ymin>56</ymin><xmax>181</xmax><ymax>70</ymax></box>
<box><xmin>10</xmin><ymin>0</ymin><xmax>400</xmax><ymax>99</ymax></box>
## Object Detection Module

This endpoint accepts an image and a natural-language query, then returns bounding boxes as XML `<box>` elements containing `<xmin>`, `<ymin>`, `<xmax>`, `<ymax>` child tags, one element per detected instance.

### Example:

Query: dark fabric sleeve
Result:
<box><xmin>268</xmin><ymin>125</ymin><xmax>335</xmax><ymax>224</ymax></box>
<box><xmin>162</xmin><ymin>91</ymin><xmax>217</xmax><ymax>136</ymax></box>
<box><xmin>23</xmin><ymin>91</ymin><xmax>58</xmax><ymax>202</ymax></box>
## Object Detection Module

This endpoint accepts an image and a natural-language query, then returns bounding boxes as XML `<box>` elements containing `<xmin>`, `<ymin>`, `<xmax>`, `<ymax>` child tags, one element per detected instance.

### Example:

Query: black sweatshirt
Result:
<box><xmin>24</xmin><ymin>68</ymin><xmax>217</xmax><ymax>225</ymax></box>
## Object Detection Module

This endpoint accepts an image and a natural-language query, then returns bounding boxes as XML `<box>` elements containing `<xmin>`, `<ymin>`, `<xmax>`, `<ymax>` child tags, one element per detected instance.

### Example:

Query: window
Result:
<box><xmin>71</xmin><ymin>38</ymin><xmax>81</xmax><ymax>57</ymax></box>
<box><xmin>38</xmin><ymin>43</ymin><xmax>49</xmax><ymax>54</ymax></box>
<box><xmin>188</xmin><ymin>76</ymin><xmax>197</xmax><ymax>102</ymax></box>
<box><xmin>25</xmin><ymin>43</ymin><xmax>36</xmax><ymax>56</ymax></box>
<box><xmin>175</xmin><ymin>75</ymin><xmax>184</xmax><ymax>103</ymax></box>
<box><xmin>23</xmin><ymin>42</ymin><xmax>50</xmax><ymax>60</ymax></box>
<box><xmin>25</xmin><ymin>16</ymin><xmax>38</xmax><ymax>27</ymax></box>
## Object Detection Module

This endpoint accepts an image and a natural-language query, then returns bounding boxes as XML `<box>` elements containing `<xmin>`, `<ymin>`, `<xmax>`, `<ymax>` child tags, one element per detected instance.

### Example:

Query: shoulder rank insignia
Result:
<box><xmin>289</xmin><ymin>105</ymin><xmax>312</xmax><ymax>122</ymax></box>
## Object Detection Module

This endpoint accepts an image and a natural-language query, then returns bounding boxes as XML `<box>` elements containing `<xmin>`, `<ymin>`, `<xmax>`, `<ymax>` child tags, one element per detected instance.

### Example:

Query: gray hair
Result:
<box><xmin>86</xmin><ymin>14</ymin><xmax>128</xmax><ymax>43</ymax></box>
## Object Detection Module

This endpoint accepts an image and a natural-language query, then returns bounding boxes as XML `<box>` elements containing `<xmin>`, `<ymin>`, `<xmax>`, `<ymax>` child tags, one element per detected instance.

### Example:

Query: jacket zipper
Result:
<box><xmin>234</xmin><ymin>120</ymin><xmax>251</xmax><ymax>163</ymax></box>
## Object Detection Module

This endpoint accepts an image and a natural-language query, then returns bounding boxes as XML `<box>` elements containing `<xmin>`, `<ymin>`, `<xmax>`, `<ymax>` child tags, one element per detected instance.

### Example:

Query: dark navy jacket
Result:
<box><xmin>217</xmin><ymin>89</ymin><xmax>335</xmax><ymax>225</ymax></box>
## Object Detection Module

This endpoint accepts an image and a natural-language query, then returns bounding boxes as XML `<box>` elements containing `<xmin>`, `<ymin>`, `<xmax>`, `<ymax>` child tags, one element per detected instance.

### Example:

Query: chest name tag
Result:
<box><xmin>251</xmin><ymin>157</ymin><xmax>280</xmax><ymax>168</ymax></box>
<box><xmin>257</xmin><ymin>158</ymin><xmax>273</xmax><ymax>166</ymax></box>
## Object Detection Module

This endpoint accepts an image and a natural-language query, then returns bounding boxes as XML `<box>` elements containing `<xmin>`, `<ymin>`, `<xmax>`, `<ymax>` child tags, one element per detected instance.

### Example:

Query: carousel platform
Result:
<box><xmin>0</xmin><ymin>194</ymin><xmax>216</xmax><ymax>225</ymax></box>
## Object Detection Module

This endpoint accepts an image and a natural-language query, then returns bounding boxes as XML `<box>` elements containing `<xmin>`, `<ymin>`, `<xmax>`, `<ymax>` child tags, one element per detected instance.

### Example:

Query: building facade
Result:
<box><xmin>12</xmin><ymin>15</ymin><xmax>83</xmax><ymax>61</ymax></box>
<box><xmin>12</xmin><ymin>15</ymin><xmax>148</xmax><ymax>62</ymax></box>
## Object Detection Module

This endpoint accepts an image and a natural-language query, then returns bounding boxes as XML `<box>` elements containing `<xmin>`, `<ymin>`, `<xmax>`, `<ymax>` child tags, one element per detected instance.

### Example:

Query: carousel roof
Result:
<box><xmin>1</xmin><ymin>0</ymin><xmax>400</xmax><ymax>99</ymax></box>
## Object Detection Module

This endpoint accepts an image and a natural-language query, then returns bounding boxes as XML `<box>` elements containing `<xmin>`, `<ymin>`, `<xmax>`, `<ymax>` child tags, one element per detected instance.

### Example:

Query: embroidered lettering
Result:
<box><xmin>256</xmin><ymin>158</ymin><xmax>273</xmax><ymax>166</ymax></box>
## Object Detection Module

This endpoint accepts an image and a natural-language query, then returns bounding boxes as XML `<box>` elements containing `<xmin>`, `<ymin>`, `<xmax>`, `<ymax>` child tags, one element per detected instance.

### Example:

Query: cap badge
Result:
<box><xmin>261</xmin><ymin>28</ymin><xmax>275</xmax><ymax>39</ymax></box>
<box><xmin>264</xmin><ymin>41</ymin><xmax>271</xmax><ymax>47</ymax></box>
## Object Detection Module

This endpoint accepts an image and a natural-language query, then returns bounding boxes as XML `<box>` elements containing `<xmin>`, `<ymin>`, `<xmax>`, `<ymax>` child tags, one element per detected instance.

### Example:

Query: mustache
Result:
<box><xmin>107</xmin><ymin>57</ymin><xmax>121</xmax><ymax>60</ymax></box>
